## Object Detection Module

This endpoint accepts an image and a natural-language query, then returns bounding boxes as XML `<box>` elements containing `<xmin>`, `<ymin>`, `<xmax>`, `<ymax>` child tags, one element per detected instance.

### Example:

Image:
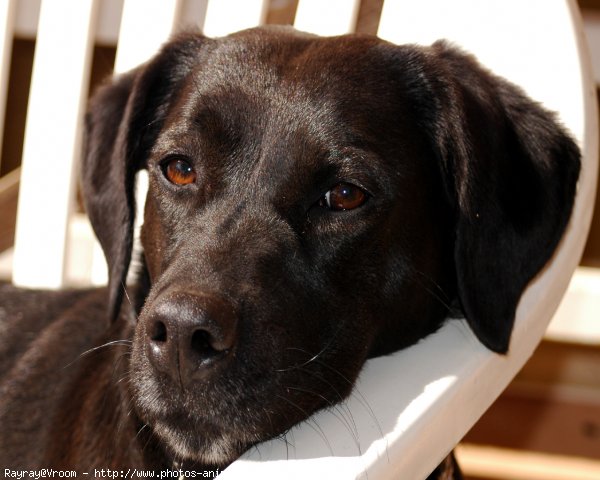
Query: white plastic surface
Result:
<box><xmin>12</xmin><ymin>0</ymin><xmax>99</xmax><ymax>289</ymax></box>
<box><xmin>221</xmin><ymin>1</ymin><xmax>598</xmax><ymax>478</ymax></box>
<box><xmin>114</xmin><ymin>0</ymin><xmax>183</xmax><ymax>74</ymax></box>
<box><xmin>294</xmin><ymin>0</ymin><xmax>361</xmax><ymax>35</ymax></box>
<box><xmin>202</xmin><ymin>0</ymin><xmax>268</xmax><ymax>37</ymax></box>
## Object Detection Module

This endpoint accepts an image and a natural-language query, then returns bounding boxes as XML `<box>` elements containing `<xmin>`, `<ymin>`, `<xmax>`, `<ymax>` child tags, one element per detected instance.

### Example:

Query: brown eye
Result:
<box><xmin>163</xmin><ymin>158</ymin><xmax>196</xmax><ymax>185</ymax></box>
<box><xmin>321</xmin><ymin>183</ymin><xmax>367</xmax><ymax>211</ymax></box>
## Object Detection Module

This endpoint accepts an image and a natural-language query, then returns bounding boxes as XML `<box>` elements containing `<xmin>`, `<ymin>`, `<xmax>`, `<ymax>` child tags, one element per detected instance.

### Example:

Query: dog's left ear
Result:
<box><xmin>426</xmin><ymin>41</ymin><xmax>581</xmax><ymax>353</ymax></box>
<box><xmin>81</xmin><ymin>33</ymin><xmax>208</xmax><ymax>322</ymax></box>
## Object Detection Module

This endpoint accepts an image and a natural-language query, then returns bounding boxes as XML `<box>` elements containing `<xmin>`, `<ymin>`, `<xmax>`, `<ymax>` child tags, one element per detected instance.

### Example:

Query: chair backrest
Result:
<box><xmin>4</xmin><ymin>1</ymin><xmax>598</xmax><ymax>478</ymax></box>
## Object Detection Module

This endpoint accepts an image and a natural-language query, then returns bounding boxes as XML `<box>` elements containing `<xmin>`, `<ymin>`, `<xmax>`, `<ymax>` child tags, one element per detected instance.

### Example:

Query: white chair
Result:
<box><xmin>5</xmin><ymin>0</ymin><xmax>598</xmax><ymax>478</ymax></box>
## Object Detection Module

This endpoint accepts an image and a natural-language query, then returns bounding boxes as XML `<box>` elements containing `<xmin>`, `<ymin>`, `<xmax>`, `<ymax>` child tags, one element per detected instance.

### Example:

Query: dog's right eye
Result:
<box><xmin>318</xmin><ymin>182</ymin><xmax>368</xmax><ymax>211</ymax></box>
<box><xmin>162</xmin><ymin>157</ymin><xmax>197</xmax><ymax>186</ymax></box>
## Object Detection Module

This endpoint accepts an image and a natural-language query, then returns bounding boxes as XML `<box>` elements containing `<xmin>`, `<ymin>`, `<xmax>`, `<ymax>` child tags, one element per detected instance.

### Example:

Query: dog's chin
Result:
<box><xmin>152</xmin><ymin>418</ymin><xmax>255</xmax><ymax>467</ymax></box>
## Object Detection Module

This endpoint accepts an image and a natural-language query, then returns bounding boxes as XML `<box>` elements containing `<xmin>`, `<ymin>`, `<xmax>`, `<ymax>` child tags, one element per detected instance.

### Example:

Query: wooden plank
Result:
<box><xmin>464</xmin><ymin>340</ymin><xmax>600</xmax><ymax>461</ymax></box>
<box><xmin>582</xmin><ymin>13</ymin><xmax>600</xmax><ymax>85</ymax></box>
<box><xmin>202</xmin><ymin>0</ymin><xmax>268</xmax><ymax>37</ymax></box>
<box><xmin>0</xmin><ymin>38</ymin><xmax>35</xmax><ymax>177</ymax></box>
<box><xmin>0</xmin><ymin>0</ymin><xmax>16</xmax><ymax>173</ymax></box>
<box><xmin>294</xmin><ymin>0</ymin><xmax>360</xmax><ymax>34</ymax></box>
<box><xmin>464</xmin><ymin>388</ymin><xmax>600</xmax><ymax>459</ymax></box>
<box><xmin>456</xmin><ymin>444</ymin><xmax>600</xmax><ymax>480</ymax></box>
<box><xmin>0</xmin><ymin>167</ymin><xmax>19</xmax><ymax>253</ymax></box>
<box><xmin>548</xmin><ymin>267</ymin><xmax>600</xmax><ymax>344</ymax></box>
<box><xmin>12</xmin><ymin>0</ymin><xmax>99</xmax><ymax>289</ymax></box>
<box><xmin>579</xmin><ymin>0</ymin><xmax>600</xmax><ymax>10</ymax></box>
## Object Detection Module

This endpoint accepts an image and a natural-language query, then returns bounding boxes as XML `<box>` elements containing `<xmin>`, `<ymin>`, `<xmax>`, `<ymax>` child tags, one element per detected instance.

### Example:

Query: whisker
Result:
<box><xmin>290</xmin><ymin>366</ymin><xmax>360</xmax><ymax>437</ymax></box>
<box><xmin>276</xmin><ymin>394</ymin><xmax>333</xmax><ymax>456</ymax></box>
<box><xmin>276</xmin><ymin>344</ymin><xmax>332</xmax><ymax>372</ymax></box>
<box><xmin>115</xmin><ymin>373</ymin><xmax>130</xmax><ymax>385</ymax></box>
<box><xmin>277</xmin><ymin>342</ymin><xmax>387</xmax><ymax>460</ymax></box>
<box><xmin>81</xmin><ymin>340</ymin><xmax>132</xmax><ymax>356</ymax></box>
<box><xmin>284</xmin><ymin>385</ymin><xmax>334</xmax><ymax>407</ymax></box>
<box><xmin>291</xmin><ymin>357</ymin><xmax>386</xmax><ymax>456</ymax></box>
<box><xmin>311</xmin><ymin>358</ymin><xmax>388</xmax><ymax>461</ymax></box>
<box><xmin>279</xmin><ymin>430</ymin><xmax>294</xmax><ymax>460</ymax></box>
<box><xmin>410</xmin><ymin>268</ymin><xmax>453</xmax><ymax>311</ymax></box>
<box><xmin>140</xmin><ymin>422</ymin><xmax>159</xmax><ymax>454</ymax></box>
<box><xmin>277</xmin><ymin>312</ymin><xmax>349</xmax><ymax>373</ymax></box>
<box><xmin>122</xmin><ymin>281</ymin><xmax>132</xmax><ymax>306</ymax></box>
<box><xmin>264</xmin><ymin>406</ymin><xmax>296</xmax><ymax>460</ymax></box>
<box><xmin>274</xmin><ymin>345</ymin><xmax>363</xmax><ymax>441</ymax></box>
<box><xmin>62</xmin><ymin>340</ymin><xmax>132</xmax><ymax>369</ymax></box>
<box><xmin>115</xmin><ymin>367</ymin><xmax>132</xmax><ymax>386</ymax></box>
<box><xmin>285</xmin><ymin>384</ymin><xmax>361</xmax><ymax>453</ymax></box>
<box><xmin>115</xmin><ymin>393</ymin><xmax>135</xmax><ymax>440</ymax></box>
<box><xmin>249</xmin><ymin>443</ymin><xmax>263</xmax><ymax>461</ymax></box>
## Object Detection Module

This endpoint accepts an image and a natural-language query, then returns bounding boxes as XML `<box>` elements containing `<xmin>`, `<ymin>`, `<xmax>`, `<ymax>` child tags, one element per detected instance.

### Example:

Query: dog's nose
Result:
<box><xmin>144</xmin><ymin>292</ymin><xmax>238</xmax><ymax>386</ymax></box>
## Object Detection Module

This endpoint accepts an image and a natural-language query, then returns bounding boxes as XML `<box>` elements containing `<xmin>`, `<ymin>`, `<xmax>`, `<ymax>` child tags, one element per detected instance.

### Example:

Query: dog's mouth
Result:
<box><xmin>129</xmin><ymin>341</ymin><xmax>287</xmax><ymax>466</ymax></box>
<box><xmin>129</xmin><ymin>367</ymin><xmax>272</xmax><ymax>466</ymax></box>
<box><xmin>129</xmin><ymin>338</ymin><xmax>357</xmax><ymax>468</ymax></box>
<box><xmin>131</xmin><ymin>378</ymin><xmax>311</xmax><ymax>468</ymax></box>
<box><xmin>150</xmin><ymin>414</ymin><xmax>260</xmax><ymax>466</ymax></box>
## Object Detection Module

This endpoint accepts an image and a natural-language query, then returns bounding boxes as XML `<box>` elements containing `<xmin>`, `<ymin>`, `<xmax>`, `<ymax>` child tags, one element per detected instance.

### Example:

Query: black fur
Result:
<box><xmin>0</xmin><ymin>26</ymin><xmax>579</xmax><ymax>477</ymax></box>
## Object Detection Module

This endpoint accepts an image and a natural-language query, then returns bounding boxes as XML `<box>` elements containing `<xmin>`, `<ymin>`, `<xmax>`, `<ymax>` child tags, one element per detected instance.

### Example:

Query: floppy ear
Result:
<box><xmin>81</xmin><ymin>33</ymin><xmax>207</xmax><ymax>322</ymax></box>
<box><xmin>428</xmin><ymin>41</ymin><xmax>580</xmax><ymax>353</ymax></box>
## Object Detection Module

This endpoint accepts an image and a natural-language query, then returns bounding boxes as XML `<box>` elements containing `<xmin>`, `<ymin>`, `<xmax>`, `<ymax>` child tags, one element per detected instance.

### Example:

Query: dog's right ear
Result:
<box><xmin>423</xmin><ymin>42</ymin><xmax>581</xmax><ymax>353</ymax></box>
<box><xmin>81</xmin><ymin>33</ymin><xmax>207</xmax><ymax>322</ymax></box>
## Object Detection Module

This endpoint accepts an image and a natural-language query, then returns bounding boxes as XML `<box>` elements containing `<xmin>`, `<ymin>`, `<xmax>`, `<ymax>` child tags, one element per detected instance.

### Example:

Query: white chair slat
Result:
<box><xmin>0</xmin><ymin>0</ymin><xmax>16</xmax><ymax>171</ymax></box>
<box><xmin>202</xmin><ymin>0</ymin><xmax>268</xmax><ymax>37</ymax></box>
<box><xmin>294</xmin><ymin>0</ymin><xmax>361</xmax><ymax>35</ymax></box>
<box><xmin>12</xmin><ymin>0</ymin><xmax>100</xmax><ymax>289</ymax></box>
<box><xmin>115</xmin><ymin>0</ymin><xmax>184</xmax><ymax>74</ymax></box>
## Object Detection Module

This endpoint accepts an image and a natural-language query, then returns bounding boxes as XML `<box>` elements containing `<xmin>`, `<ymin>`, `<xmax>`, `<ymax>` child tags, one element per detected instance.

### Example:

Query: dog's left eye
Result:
<box><xmin>162</xmin><ymin>158</ymin><xmax>197</xmax><ymax>186</ymax></box>
<box><xmin>319</xmin><ymin>183</ymin><xmax>367</xmax><ymax>211</ymax></box>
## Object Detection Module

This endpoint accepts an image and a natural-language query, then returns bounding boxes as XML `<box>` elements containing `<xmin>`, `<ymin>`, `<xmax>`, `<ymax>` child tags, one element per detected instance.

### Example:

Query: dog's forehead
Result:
<box><xmin>151</xmin><ymin>28</ymin><xmax>429</xmax><ymax>201</ymax></box>
<box><xmin>169</xmin><ymin>28</ymin><xmax>405</xmax><ymax>126</ymax></box>
<box><xmin>207</xmin><ymin>27</ymin><xmax>389</xmax><ymax>89</ymax></box>
<box><xmin>158</xmin><ymin>29</ymin><xmax>415</xmax><ymax>154</ymax></box>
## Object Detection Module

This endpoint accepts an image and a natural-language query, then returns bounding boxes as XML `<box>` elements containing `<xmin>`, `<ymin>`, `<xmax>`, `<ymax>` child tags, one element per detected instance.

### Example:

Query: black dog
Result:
<box><xmin>0</xmin><ymin>26</ymin><xmax>580</xmax><ymax>478</ymax></box>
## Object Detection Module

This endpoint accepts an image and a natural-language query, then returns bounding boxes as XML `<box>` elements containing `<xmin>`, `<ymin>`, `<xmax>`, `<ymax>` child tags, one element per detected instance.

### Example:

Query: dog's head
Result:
<box><xmin>81</xmin><ymin>26</ymin><xmax>580</xmax><ymax>466</ymax></box>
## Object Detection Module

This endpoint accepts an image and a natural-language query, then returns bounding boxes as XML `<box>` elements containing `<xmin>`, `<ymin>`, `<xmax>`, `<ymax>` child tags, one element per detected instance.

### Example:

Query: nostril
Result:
<box><xmin>191</xmin><ymin>329</ymin><xmax>220</xmax><ymax>358</ymax></box>
<box><xmin>150</xmin><ymin>320</ymin><xmax>167</xmax><ymax>343</ymax></box>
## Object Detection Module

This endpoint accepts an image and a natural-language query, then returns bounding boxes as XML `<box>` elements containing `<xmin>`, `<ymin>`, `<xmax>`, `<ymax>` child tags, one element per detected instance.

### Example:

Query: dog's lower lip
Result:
<box><xmin>152</xmin><ymin>411</ymin><xmax>221</xmax><ymax>439</ymax></box>
<box><xmin>152</xmin><ymin>412</ymin><xmax>257</xmax><ymax>464</ymax></box>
